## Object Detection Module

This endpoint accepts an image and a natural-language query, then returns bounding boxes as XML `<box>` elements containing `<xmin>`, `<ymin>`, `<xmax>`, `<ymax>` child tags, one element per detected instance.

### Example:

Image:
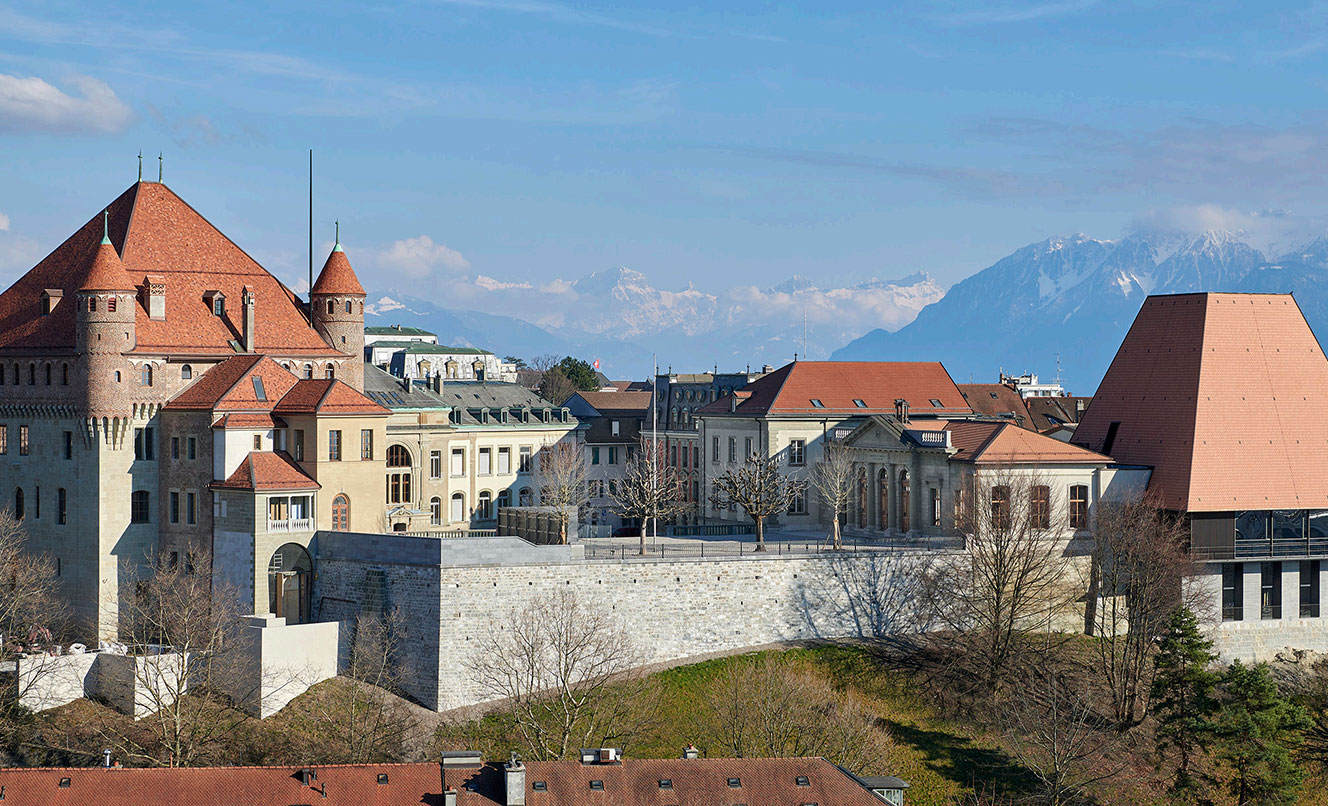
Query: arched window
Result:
<box><xmin>60</xmin><ymin>363</ymin><xmax>68</xmax><ymax>386</ymax></box>
<box><xmin>182</xmin><ymin>364</ymin><xmax>193</xmax><ymax>380</ymax></box>
<box><xmin>325</xmin><ymin>363</ymin><xmax>335</xmax><ymax>379</ymax></box>
<box><xmin>141</xmin><ymin>365</ymin><xmax>152</xmax><ymax>386</ymax></box>
<box><xmin>303</xmin><ymin>364</ymin><xmax>313</xmax><ymax>379</ymax></box>
<box><xmin>13</xmin><ymin>488</ymin><xmax>23</xmax><ymax>520</ymax></box>
<box><xmin>386</xmin><ymin>445</ymin><xmax>411</xmax><ymax>467</ymax></box>
<box><xmin>898</xmin><ymin>470</ymin><xmax>910</xmax><ymax>533</ymax></box>
<box><xmin>877</xmin><ymin>469</ymin><xmax>889</xmax><ymax>530</ymax></box>
<box><xmin>857</xmin><ymin>469</ymin><xmax>868</xmax><ymax>528</ymax></box>
<box><xmin>331</xmin><ymin>494</ymin><xmax>350</xmax><ymax>531</ymax></box>
<box><xmin>430</xmin><ymin>497</ymin><xmax>442</xmax><ymax>526</ymax></box>
<box><xmin>44</xmin><ymin>364</ymin><xmax>51</xmax><ymax>385</ymax></box>
<box><xmin>345</xmin><ymin>300</ymin><xmax>352</xmax><ymax>314</ymax></box>
<box><xmin>519</xmin><ymin>487</ymin><xmax>533</xmax><ymax>506</ymax></box>
<box><xmin>497</xmin><ymin>489</ymin><xmax>511</xmax><ymax>510</ymax></box>
<box><xmin>267</xmin><ymin>543</ymin><xmax>313</xmax><ymax>624</ymax></box>
<box><xmin>450</xmin><ymin>492</ymin><xmax>465</xmax><ymax>523</ymax></box>
<box><xmin>477</xmin><ymin>490</ymin><xmax>493</xmax><ymax>520</ymax></box>
<box><xmin>114</xmin><ymin>370</ymin><xmax>121</xmax><ymax>383</ymax></box>
<box><xmin>327</xmin><ymin>300</ymin><xmax>335</xmax><ymax>315</ymax></box>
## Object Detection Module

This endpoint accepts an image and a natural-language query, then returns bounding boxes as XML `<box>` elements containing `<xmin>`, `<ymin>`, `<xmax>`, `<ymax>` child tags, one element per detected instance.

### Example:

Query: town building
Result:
<box><xmin>563</xmin><ymin>390</ymin><xmax>652</xmax><ymax>532</ymax></box>
<box><xmin>366</xmin><ymin>328</ymin><xmax>515</xmax><ymax>383</ymax></box>
<box><xmin>1073</xmin><ymin>292</ymin><xmax>1328</xmax><ymax>657</ymax></box>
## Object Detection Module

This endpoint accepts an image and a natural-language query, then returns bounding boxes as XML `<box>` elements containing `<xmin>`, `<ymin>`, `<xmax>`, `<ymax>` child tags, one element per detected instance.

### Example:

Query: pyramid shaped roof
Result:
<box><xmin>1074</xmin><ymin>292</ymin><xmax>1328</xmax><ymax>511</ymax></box>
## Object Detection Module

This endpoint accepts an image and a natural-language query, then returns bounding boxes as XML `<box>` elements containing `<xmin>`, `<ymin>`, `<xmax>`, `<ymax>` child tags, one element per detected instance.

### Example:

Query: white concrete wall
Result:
<box><xmin>218</xmin><ymin>616</ymin><xmax>340</xmax><ymax>718</ymax></box>
<box><xmin>15</xmin><ymin>652</ymin><xmax>98</xmax><ymax>712</ymax></box>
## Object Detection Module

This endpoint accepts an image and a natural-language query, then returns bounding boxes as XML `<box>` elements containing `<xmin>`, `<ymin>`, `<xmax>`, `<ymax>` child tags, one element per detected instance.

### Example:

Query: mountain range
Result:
<box><xmin>832</xmin><ymin>229</ymin><xmax>1328</xmax><ymax>393</ymax></box>
<box><xmin>364</xmin><ymin>268</ymin><xmax>943</xmax><ymax>376</ymax></box>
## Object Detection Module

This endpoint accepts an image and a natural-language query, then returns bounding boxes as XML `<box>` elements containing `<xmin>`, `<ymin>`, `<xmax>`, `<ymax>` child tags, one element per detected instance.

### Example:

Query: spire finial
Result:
<box><xmin>332</xmin><ymin>220</ymin><xmax>343</xmax><ymax>253</ymax></box>
<box><xmin>137</xmin><ymin>151</ymin><xmax>142</xmax><ymax>182</ymax></box>
<box><xmin>158</xmin><ymin>152</ymin><xmax>163</xmax><ymax>183</ymax></box>
<box><xmin>101</xmin><ymin>210</ymin><xmax>110</xmax><ymax>245</ymax></box>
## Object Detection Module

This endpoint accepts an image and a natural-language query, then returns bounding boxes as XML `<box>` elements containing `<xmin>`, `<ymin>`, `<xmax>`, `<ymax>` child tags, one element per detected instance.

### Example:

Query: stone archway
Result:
<box><xmin>267</xmin><ymin>543</ymin><xmax>312</xmax><ymax>625</ymax></box>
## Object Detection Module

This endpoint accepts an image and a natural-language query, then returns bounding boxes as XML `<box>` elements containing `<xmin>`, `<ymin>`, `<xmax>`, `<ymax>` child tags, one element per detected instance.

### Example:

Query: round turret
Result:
<box><xmin>75</xmin><ymin>214</ymin><xmax>136</xmax><ymax>418</ymax></box>
<box><xmin>310</xmin><ymin>234</ymin><xmax>366</xmax><ymax>390</ymax></box>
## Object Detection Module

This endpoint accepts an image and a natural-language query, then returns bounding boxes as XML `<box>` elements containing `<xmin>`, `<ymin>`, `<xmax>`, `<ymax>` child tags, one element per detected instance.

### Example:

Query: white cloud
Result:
<box><xmin>1130</xmin><ymin>204</ymin><xmax>1315</xmax><ymax>255</ymax></box>
<box><xmin>0</xmin><ymin>73</ymin><xmax>133</xmax><ymax>134</ymax></box>
<box><xmin>474</xmin><ymin>274</ymin><xmax>532</xmax><ymax>291</ymax></box>
<box><xmin>376</xmin><ymin>235</ymin><xmax>471</xmax><ymax>278</ymax></box>
<box><xmin>0</xmin><ymin>212</ymin><xmax>9</xmax><ymax>231</ymax></box>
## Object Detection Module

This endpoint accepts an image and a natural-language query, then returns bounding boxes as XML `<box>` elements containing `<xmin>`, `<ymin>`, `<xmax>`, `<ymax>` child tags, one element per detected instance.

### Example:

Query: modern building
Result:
<box><xmin>0</xmin><ymin>180</ymin><xmax>366</xmax><ymax>635</ymax></box>
<box><xmin>1073</xmin><ymin>292</ymin><xmax>1328</xmax><ymax>657</ymax></box>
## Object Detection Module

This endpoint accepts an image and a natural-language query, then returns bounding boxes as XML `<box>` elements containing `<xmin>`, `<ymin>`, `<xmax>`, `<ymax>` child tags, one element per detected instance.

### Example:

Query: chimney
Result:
<box><xmin>682</xmin><ymin>744</ymin><xmax>700</xmax><ymax>760</ymax></box>
<box><xmin>102</xmin><ymin>749</ymin><xmax>112</xmax><ymax>768</ymax></box>
<box><xmin>894</xmin><ymin>398</ymin><xmax>910</xmax><ymax>424</ymax></box>
<box><xmin>444</xmin><ymin>790</ymin><xmax>457</xmax><ymax>806</ymax></box>
<box><xmin>431</xmin><ymin>373</ymin><xmax>442</xmax><ymax>393</ymax></box>
<box><xmin>505</xmin><ymin>753</ymin><xmax>526</xmax><ymax>806</ymax></box>
<box><xmin>145</xmin><ymin>275</ymin><xmax>166</xmax><ymax>320</ymax></box>
<box><xmin>241</xmin><ymin>286</ymin><xmax>256</xmax><ymax>352</ymax></box>
<box><xmin>473</xmin><ymin>358</ymin><xmax>486</xmax><ymax>382</ymax></box>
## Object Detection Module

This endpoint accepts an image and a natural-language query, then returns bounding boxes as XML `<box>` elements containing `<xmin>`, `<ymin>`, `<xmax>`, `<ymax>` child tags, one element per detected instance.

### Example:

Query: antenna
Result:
<box><xmin>137</xmin><ymin>152</ymin><xmax>142</xmax><ymax>182</ymax></box>
<box><xmin>157</xmin><ymin>152</ymin><xmax>163</xmax><ymax>183</ymax></box>
<box><xmin>308</xmin><ymin>149</ymin><xmax>314</xmax><ymax>317</ymax></box>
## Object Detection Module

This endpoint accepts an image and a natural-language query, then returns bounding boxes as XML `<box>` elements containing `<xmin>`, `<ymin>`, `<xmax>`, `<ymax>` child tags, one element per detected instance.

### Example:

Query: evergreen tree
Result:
<box><xmin>1151</xmin><ymin>607</ymin><xmax>1219</xmax><ymax>799</ymax></box>
<box><xmin>1209</xmin><ymin>660</ymin><xmax>1311</xmax><ymax>806</ymax></box>
<box><xmin>555</xmin><ymin>356</ymin><xmax>600</xmax><ymax>392</ymax></box>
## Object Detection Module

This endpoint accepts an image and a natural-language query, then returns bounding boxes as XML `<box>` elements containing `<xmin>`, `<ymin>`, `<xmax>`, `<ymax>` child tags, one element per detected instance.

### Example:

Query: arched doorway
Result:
<box><xmin>877</xmin><ymin>469</ymin><xmax>889</xmax><ymax>530</ymax></box>
<box><xmin>268</xmin><ymin>543</ymin><xmax>312</xmax><ymax>625</ymax></box>
<box><xmin>331</xmin><ymin>494</ymin><xmax>350</xmax><ymax>531</ymax></box>
<box><xmin>856</xmin><ymin>469</ymin><xmax>868</xmax><ymax>528</ymax></box>
<box><xmin>898</xmin><ymin>469</ymin><xmax>910</xmax><ymax>533</ymax></box>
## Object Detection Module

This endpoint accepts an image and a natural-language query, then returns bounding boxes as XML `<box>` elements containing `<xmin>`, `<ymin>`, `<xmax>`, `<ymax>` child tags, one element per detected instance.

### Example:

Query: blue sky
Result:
<box><xmin>3</xmin><ymin>0</ymin><xmax>1328</xmax><ymax>298</ymax></box>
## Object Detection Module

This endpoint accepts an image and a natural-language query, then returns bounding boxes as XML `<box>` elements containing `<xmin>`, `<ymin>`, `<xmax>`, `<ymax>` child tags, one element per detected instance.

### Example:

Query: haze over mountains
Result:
<box><xmin>834</xmin><ymin>229</ymin><xmax>1328</xmax><ymax>393</ymax></box>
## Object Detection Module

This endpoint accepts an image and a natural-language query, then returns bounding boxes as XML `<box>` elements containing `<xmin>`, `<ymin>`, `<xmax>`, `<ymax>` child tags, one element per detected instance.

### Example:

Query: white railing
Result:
<box><xmin>268</xmin><ymin>517</ymin><xmax>313</xmax><ymax>533</ymax></box>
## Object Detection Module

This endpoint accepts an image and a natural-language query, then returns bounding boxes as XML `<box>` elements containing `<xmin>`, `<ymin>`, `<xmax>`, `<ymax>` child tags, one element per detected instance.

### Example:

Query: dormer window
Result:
<box><xmin>41</xmin><ymin>289</ymin><xmax>62</xmax><ymax>315</ymax></box>
<box><xmin>810</xmin><ymin>399</ymin><xmax>824</xmax><ymax>408</ymax></box>
<box><xmin>205</xmin><ymin>291</ymin><xmax>225</xmax><ymax>316</ymax></box>
<box><xmin>852</xmin><ymin>399</ymin><xmax>866</xmax><ymax>408</ymax></box>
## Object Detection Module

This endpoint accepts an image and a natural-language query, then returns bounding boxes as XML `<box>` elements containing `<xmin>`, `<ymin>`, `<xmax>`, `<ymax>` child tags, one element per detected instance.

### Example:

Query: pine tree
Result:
<box><xmin>1209</xmin><ymin>660</ymin><xmax>1311</xmax><ymax>806</ymax></box>
<box><xmin>1151</xmin><ymin>607</ymin><xmax>1219</xmax><ymax>799</ymax></box>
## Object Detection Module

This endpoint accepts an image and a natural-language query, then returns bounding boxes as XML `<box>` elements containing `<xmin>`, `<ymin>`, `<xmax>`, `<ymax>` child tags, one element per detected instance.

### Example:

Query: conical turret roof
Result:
<box><xmin>311</xmin><ymin>243</ymin><xmax>365</xmax><ymax>296</ymax></box>
<box><xmin>79</xmin><ymin>215</ymin><xmax>133</xmax><ymax>292</ymax></box>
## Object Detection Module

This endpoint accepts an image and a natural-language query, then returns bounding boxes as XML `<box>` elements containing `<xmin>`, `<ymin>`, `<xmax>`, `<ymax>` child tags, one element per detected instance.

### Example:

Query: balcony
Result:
<box><xmin>268</xmin><ymin>517</ymin><xmax>313</xmax><ymax>533</ymax></box>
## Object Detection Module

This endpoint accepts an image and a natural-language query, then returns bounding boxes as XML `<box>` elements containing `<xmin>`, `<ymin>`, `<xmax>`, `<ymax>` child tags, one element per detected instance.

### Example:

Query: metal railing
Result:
<box><xmin>406</xmin><ymin>528</ymin><xmax>498</xmax><ymax>539</ymax></box>
<box><xmin>665</xmin><ymin>523</ymin><xmax>756</xmax><ymax>537</ymax></box>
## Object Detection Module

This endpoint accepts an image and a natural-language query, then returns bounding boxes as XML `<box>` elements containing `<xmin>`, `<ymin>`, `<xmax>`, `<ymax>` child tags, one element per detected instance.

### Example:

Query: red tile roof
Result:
<box><xmin>211</xmin><ymin>412</ymin><xmax>286</xmax><ymax>429</ymax></box>
<box><xmin>79</xmin><ymin>238</ymin><xmax>134</xmax><ymax>292</ymax></box>
<box><xmin>958</xmin><ymin>383</ymin><xmax>1032</xmax><ymax>428</ymax></box>
<box><xmin>0</xmin><ymin>182</ymin><xmax>342</xmax><ymax>356</ymax></box>
<box><xmin>311</xmin><ymin>245</ymin><xmax>366</xmax><ymax>296</ymax></box>
<box><xmin>164</xmin><ymin>355</ymin><xmax>298</xmax><ymax>412</ymax></box>
<box><xmin>0</xmin><ymin>757</ymin><xmax>886</xmax><ymax>805</ymax></box>
<box><xmin>698</xmin><ymin>361</ymin><xmax>971</xmax><ymax>417</ymax></box>
<box><xmin>946</xmin><ymin>420</ymin><xmax>1111</xmax><ymax>465</ymax></box>
<box><xmin>212</xmin><ymin>451</ymin><xmax>320</xmax><ymax>491</ymax></box>
<box><xmin>272</xmin><ymin>379</ymin><xmax>389</xmax><ymax>416</ymax></box>
<box><xmin>1074</xmin><ymin>292</ymin><xmax>1328</xmax><ymax>511</ymax></box>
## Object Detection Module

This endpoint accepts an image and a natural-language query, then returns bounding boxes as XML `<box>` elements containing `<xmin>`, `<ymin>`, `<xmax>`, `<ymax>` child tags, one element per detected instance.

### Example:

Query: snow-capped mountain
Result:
<box><xmin>831</xmin><ymin>228</ymin><xmax>1320</xmax><ymax>392</ymax></box>
<box><xmin>365</xmin><ymin>268</ymin><xmax>943</xmax><ymax>376</ymax></box>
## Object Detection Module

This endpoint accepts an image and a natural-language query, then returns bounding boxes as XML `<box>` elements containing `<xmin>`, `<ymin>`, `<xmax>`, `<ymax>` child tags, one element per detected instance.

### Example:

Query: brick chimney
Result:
<box><xmin>241</xmin><ymin>285</ymin><xmax>256</xmax><ymax>353</ymax></box>
<box><xmin>505</xmin><ymin>753</ymin><xmax>526</xmax><ymax>806</ymax></box>
<box><xmin>144</xmin><ymin>275</ymin><xmax>166</xmax><ymax>320</ymax></box>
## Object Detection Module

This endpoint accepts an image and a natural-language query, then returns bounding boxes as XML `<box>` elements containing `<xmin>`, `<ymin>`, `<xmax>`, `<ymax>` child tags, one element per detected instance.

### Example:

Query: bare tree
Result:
<box><xmin>1001</xmin><ymin>666</ymin><xmax>1121</xmax><ymax>806</ymax></box>
<box><xmin>308</xmin><ymin>610</ymin><xmax>420</xmax><ymax>763</ymax></box>
<box><xmin>1087</xmin><ymin>494</ymin><xmax>1198</xmax><ymax>727</ymax></box>
<box><xmin>537</xmin><ymin>442</ymin><xmax>589</xmax><ymax>544</ymax></box>
<box><xmin>702</xmin><ymin>654</ymin><xmax>892</xmax><ymax>774</ymax></box>
<box><xmin>710</xmin><ymin>452</ymin><xmax>804</xmax><ymax>551</ymax></box>
<box><xmin>810</xmin><ymin>439</ymin><xmax>856</xmax><ymax>550</ymax></box>
<box><xmin>612</xmin><ymin>439</ymin><xmax>688</xmax><ymax>554</ymax></box>
<box><xmin>925</xmin><ymin>467</ymin><xmax>1080</xmax><ymax>697</ymax></box>
<box><xmin>465</xmin><ymin>590</ymin><xmax>650</xmax><ymax>761</ymax></box>
<box><xmin>96</xmin><ymin>557</ymin><xmax>251</xmax><ymax>767</ymax></box>
<box><xmin>0</xmin><ymin>510</ymin><xmax>69</xmax><ymax>739</ymax></box>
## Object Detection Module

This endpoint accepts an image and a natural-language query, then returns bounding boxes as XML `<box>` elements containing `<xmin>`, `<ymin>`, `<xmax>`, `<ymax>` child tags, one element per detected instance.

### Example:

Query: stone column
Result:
<box><xmin>1284</xmin><ymin>561</ymin><xmax>1302</xmax><ymax>620</ymax></box>
<box><xmin>1242</xmin><ymin>562</ymin><xmax>1261</xmax><ymax>622</ymax></box>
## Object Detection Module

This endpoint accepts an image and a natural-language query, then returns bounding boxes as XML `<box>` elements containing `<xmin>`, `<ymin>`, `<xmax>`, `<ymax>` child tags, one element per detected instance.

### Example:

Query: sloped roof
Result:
<box><xmin>698</xmin><ymin>361</ymin><xmax>971</xmax><ymax>417</ymax></box>
<box><xmin>0</xmin><ymin>757</ymin><xmax>887</xmax><ymax>805</ymax></box>
<box><xmin>567</xmin><ymin>391</ymin><xmax>653</xmax><ymax>414</ymax></box>
<box><xmin>0</xmin><ymin>182</ymin><xmax>342</xmax><ymax>356</ymax></box>
<box><xmin>164</xmin><ymin>355</ymin><xmax>299</xmax><ymax>412</ymax></box>
<box><xmin>210</xmin><ymin>412</ymin><xmax>286</xmax><ymax>430</ymax></box>
<box><xmin>946</xmin><ymin>420</ymin><xmax>1111</xmax><ymax>465</ymax></box>
<box><xmin>79</xmin><ymin>237</ymin><xmax>134</xmax><ymax>292</ymax></box>
<box><xmin>366</xmin><ymin>325</ymin><xmax>436</xmax><ymax>337</ymax></box>
<box><xmin>212</xmin><ymin>451</ymin><xmax>319</xmax><ymax>491</ymax></box>
<box><xmin>958</xmin><ymin>383</ymin><xmax>1032</xmax><ymax>427</ymax></box>
<box><xmin>271</xmin><ymin>379</ymin><xmax>389</xmax><ymax>416</ymax></box>
<box><xmin>1025</xmin><ymin>396</ymin><xmax>1093</xmax><ymax>432</ymax></box>
<box><xmin>310</xmin><ymin>245</ymin><xmax>366</xmax><ymax>296</ymax></box>
<box><xmin>613</xmin><ymin>380</ymin><xmax>652</xmax><ymax>391</ymax></box>
<box><xmin>1074</xmin><ymin>292</ymin><xmax>1328</xmax><ymax>511</ymax></box>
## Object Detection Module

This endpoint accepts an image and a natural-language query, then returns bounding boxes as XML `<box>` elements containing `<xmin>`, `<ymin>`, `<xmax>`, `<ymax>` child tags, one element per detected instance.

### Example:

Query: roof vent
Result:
<box><xmin>682</xmin><ymin>744</ymin><xmax>700</xmax><ymax>760</ymax></box>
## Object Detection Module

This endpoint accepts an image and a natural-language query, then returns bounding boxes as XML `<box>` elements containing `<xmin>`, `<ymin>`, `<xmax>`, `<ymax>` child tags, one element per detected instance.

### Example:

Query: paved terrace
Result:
<box><xmin>576</xmin><ymin>527</ymin><xmax>963</xmax><ymax>561</ymax></box>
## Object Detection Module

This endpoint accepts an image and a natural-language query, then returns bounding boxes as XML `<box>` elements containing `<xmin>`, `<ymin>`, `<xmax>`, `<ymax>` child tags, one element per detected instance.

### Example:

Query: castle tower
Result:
<box><xmin>310</xmin><ymin>233</ymin><xmax>366</xmax><ymax>390</ymax></box>
<box><xmin>75</xmin><ymin>213</ymin><xmax>136</xmax><ymax>432</ymax></box>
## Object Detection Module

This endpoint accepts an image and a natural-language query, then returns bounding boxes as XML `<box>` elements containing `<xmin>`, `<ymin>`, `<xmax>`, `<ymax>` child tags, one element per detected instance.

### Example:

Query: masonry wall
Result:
<box><xmin>1193</xmin><ymin>561</ymin><xmax>1328</xmax><ymax>661</ymax></box>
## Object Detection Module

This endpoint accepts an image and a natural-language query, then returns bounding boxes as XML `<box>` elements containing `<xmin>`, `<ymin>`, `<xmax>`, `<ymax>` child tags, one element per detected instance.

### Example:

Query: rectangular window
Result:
<box><xmin>328</xmin><ymin>430</ymin><xmax>342</xmax><ymax>461</ymax></box>
<box><xmin>57</xmin><ymin>488</ymin><xmax>66</xmax><ymax>525</ymax></box>
<box><xmin>361</xmin><ymin>429</ymin><xmax>374</xmax><ymax>460</ymax></box>
<box><xmin>1069</xmin><ymin>484</ymin><xmax>1088</xmax><ymax>529</ymax></box>
<box><xmin>611</xmin><ymin>420</ymin><xmax>620</xmax><ymax>437</ymax></box>
<box><xmin>1030</xmin><ymin>485</ymin><xmax>1051</xmax><ymax>529</ymax></box>
<box><xmin>451</xmin><ymin>448</ymin><xmax>464</xmax><ymax>477</ymax></box>
<box><xmin>931</xmin><ymin>488</ymin><xmax>942</xmax><ymax>527</ymax></box>
<box><xmin>519</xmin><ymin>446</ymin><xmax>533</xmax><ymax>472</ymax></box>
<box><xmin>0</xmin><ymin>424</ymin><xmax>6</xmax><ymax>455</ymax></box>
<box><xmin>132</xmin><ymin>427</ymin><xmax>154</xmax><ymax>461</ymax></box>
<box><xmin>1222</xmin><ymin>563</ymin><xmax>1244</xmax><ymax>621</ymax></box>
<box><xmin>186</xmin><ymin>492</ymin><xmax>196</xmax><ymax>525</ymax></box>
<box><xmin>61</xmin><ymin>430</ymin><xmax>71</xmax><ymax>460</ymax></box>
<box><xmin>787</xmin><ymin>487</ymin><xmax>807</xmax><ymax>515</ymax></box>
<box><xmin>498</xmin><ymin>447</ymin><xmax>511</xmax><ymax>474</ymax></box>
<box><xmin>479</xmin><ymin>448</ymin><xmax>492</xmax><ymax>475</ymax></box>
<box><xmin>171</xmin><ymin>436</ymin><xmax>180</xmax><ymax>460</ymax></box>
<box><xmin>712</xmin><ymin>436</ymin><xmax>719</xmax><ymax>464</ymax></box>
<box><xmin>1302</xmin><ymin>560</ymin><xmax>1321</xmax><ymax>618</ymax></box>
<box><xmin>187</xmin><ymin>437</ymin><xmax>197</xmax><ymax>460</ymax></box>
<box><xmin>608</xmin><ymin>447</ymin><xmax>618</xmax><ymax>465</ymax></box>
<box><xmin>293</xmin><ymin>430</ymin><xmax>305</xmax><ymax>461</ymax></box>
<box><xmin>788</xmin><ymin>439</ymin><xmax>805</xmax><ymax>466</ymax></box>
<box><xmin>253</xmin><ymin>434</ymin><xmax>262</xmax><ymax>450</ymax></box>
<box><xmin>592</xmin><ymin>446</ymin><xmax>601</xmax><ymax>465</ymax></box>
<box><xmin>430</xmin><ymin>450</ymin><xmax>442</xmax><ymax>479</ymax></box>
<box><xmin>1261</xmin><ymin>561</ymin><xmax>1282</xmax><ymax>620</ymax></box>
<box><xmin>170</xmin><ymin>491</ymin><xmax>180</xmax><ymax>524</ymax></box>
<box><xmin>990</xmin><ymin>485</ymin><xmax>1010</xmax><ymax>530</ymax></box>
<box><xmin>744</xmin><ymin>437</ymin><xmax>752</xmax><ymax>459</ymax></box>
<box><xmin>19</xmin><ymin>425</ymin><xmax>28</xmax><ymax>456</ymax></box>
<box><xmin>130</xmin><ymin>491</ymin><xmax>150</xmax><ymax>524</ymax></box>
<box><xmin>670</xmin><ymin>444</ymin><xmax>678</xmax><ymax>467</ymax></box>
<box><xmin>728</xmin><ymin>438</ymin><xmax>736</xmax><ymax>462</ymax></box>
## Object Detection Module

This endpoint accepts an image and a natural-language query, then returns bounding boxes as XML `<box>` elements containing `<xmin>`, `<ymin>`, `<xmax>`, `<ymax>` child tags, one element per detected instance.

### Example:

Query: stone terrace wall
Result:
<box><xmin>312</xmin><ymin>532</ymin><xmax>950</xmax><ymax>711</ymax></box>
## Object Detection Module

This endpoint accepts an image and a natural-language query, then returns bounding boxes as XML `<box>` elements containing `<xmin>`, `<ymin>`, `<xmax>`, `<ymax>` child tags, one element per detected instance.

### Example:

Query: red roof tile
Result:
<box><xmin>1074</xmin><ymin>292</ymin><xmax>1328</xmax><ymax>511</ymax></box>
<box><xmin>0</xmin><ymin>182</ymin><xmax>342</xmax><ymax>356</ymax></box>
<box><xmin>211</xmin><ymin>412</ymin><xmax>286</xmax><ymax>429</ymax></box>
<box><xmin>946</xmin><ymin>420</ymin><xmax>1111</xmax><ymax>465</ymax></box>
<box><xmin>212</xmin><ymin>451</ymin><xmax>319</xmax><ymax>491</ymax></box>
<box><xmin>698</xmin><ymin>361</ymin><xmax>971</xmax><ymax>417</ymax></box>
<box><xmin>164</xmin><ymin>355</ymin><xmax>299</xmax><ymax>412</ymax></box>
<box><xmin>272</xmin><ymin>379</ymin><xmax>389</xmax><ymax>416</ymax></box>
<box><xmin>311</xmin><ymin>245</ymin><xmax>366</xmax><ymax>296</ymax></box>
<box><xmin>79</xmin><ymin>239</ymin><xmax>134</xmax><ymax>292</ymax></box>
<box><xmin>958</xmin><ymin>383</ymin><xmax>1032</xmax><ymax>428</ymax></box>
